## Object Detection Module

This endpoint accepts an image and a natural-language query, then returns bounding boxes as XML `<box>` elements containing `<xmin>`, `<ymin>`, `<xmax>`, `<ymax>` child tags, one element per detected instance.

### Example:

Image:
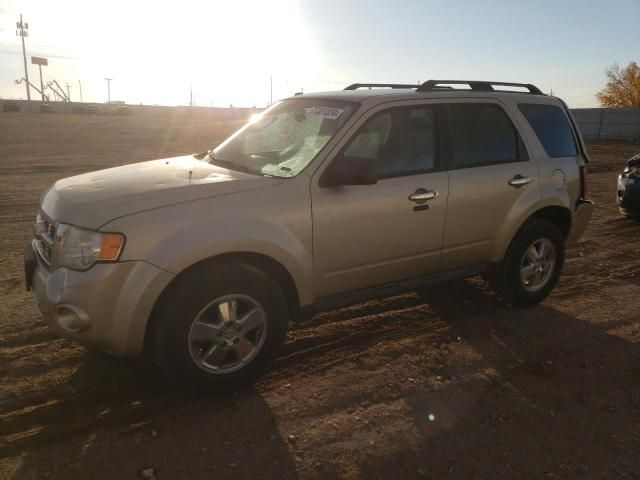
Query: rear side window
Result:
<box><xmin>518</xmin><ymin>104</ymin><xmax>577</xmax><ymax>157</ymax></box>
<box><xmin>449</xmin><ymin>104</ymin><xmax>519</xmax><ymax>168</ymax></box>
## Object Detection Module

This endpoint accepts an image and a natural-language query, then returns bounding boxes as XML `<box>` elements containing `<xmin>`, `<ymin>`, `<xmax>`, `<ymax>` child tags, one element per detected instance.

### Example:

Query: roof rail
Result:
<box><xmin>344</xmin><ymin>83</ymin><xmax>419</xmax><ymax>90</ymax></box>
<box><xmin>416</xmin><ymin>80</ymin><xmax>544</xmax><ymax>95</ymax></box>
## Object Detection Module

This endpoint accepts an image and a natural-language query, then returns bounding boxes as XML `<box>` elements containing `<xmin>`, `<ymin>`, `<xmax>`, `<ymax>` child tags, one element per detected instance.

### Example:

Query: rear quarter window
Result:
<box><xmin>518</xmin><ymin>104</ymin><xmax>577</xmax><ymax>157</ymax></box>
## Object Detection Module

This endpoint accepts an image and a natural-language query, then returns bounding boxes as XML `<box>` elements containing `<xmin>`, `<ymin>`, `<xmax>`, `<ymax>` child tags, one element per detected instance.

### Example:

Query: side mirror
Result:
<box><xmin>323</xmin><ymin>155</ymin><xmax>378</xmax><ymax>187</ymax></box>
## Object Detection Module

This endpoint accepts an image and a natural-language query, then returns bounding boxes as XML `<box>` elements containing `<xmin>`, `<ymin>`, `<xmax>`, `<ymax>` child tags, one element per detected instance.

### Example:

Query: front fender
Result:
<box><xmin>154</xmin><ymin>217</ymin><xmax>312</xmax><ymax>304</ymax></box>
<box><xmin>103</xmin><ymin>181</ymin><xmax>314</xmax><ymax>305</ymax></box>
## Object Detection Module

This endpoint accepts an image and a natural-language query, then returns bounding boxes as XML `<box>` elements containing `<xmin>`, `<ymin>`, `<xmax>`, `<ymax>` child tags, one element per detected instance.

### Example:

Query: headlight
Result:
<box><xmin>54</xmin><ymin>224</ymin><xmax>124</xmax><ymax>271</ymax></box>
<box><xmin>624</xmin><ymin>165</ymin><xmax>640</xmax><ymax>176</ymax></box>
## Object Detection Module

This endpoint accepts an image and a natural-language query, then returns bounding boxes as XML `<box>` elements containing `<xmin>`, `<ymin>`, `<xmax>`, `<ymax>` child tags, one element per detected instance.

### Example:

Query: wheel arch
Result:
<box><xmin>529</xmin><ymin>205</ymin><xmax>572</xmax><ymax>239</ymax></box>
<box><xmin>143</xmin><ymin>252</ymin><xmax>302</xmax><ymax>355</ymax></box>
<box><xmin>494</xmin><ymin>203</ymin><xmax>572</xmax><ymax>262</ymax></box>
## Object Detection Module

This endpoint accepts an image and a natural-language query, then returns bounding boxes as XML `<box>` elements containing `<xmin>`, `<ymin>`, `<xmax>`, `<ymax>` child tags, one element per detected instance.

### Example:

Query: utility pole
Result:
<box><xmin>270</xmin><ymin>75</ymin><xmax>273</xmax><ymax>106</ymax></box>
<box><xmin>16</xmin><ymin>14</ymin><xmax>30</xmax><ymax>101</ymax></box>
<box><xmin>38</xmin><ymin>63</ymin><xmax>45</xmax><ymax>100</ymax></box>
<box><xmin>104</xmin><ymin>78</ymin><xmax>112</xmax><ymax>103</ymax></box>
<box><xmin>78</xmin><ymin>80</ymin><xmax>83</xmax><ymax>102</ymax></box>
<box><xmin>31</xmin><ymin>56</ymin><xmax>48</xmax><ymax>101</ymax></box>
<box><xmin>64</xmin><ymin>82</ymin><xmax>72</xmax><ymax>101</ymax></box>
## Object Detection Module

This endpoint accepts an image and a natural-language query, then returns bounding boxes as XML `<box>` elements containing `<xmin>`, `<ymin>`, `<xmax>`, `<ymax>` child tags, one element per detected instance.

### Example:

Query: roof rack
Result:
<box><xmin>344</xmin><ymin>83</ymin><xmax>419</xmax><ymax>90</ymax></box>
<box><xmin>416</xmin><ymin>80</ymin><xmax>543</xmax><ymax>95</ymax></box>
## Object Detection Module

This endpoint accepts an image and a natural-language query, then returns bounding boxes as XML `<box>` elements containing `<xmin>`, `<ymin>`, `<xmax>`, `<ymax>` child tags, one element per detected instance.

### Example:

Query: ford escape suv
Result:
<box><xmin>24</xmin><ymin>79</ymin><xmax>593</xmax><ymax>391</ymax></box>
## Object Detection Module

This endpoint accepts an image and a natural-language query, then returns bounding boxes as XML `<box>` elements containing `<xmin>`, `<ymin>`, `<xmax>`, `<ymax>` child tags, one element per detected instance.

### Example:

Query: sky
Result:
<box><xmin>0</xmin><ymin>0</ymin><xmax>638</xmax><ymax>107</ymax></box>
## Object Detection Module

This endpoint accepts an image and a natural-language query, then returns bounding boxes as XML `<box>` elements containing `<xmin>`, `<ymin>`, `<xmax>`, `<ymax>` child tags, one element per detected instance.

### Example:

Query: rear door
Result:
<box><xmin>440</xmin><ymin>101</ymin><xmax>540</xmax><ymax>270</ymax></box>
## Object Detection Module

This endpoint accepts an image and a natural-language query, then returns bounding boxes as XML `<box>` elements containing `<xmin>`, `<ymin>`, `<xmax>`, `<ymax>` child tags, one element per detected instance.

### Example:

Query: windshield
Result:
<box><xmin>211</xmin><ymin>99</ymin><xmax>357</xmax><ymax>177</ymax></box>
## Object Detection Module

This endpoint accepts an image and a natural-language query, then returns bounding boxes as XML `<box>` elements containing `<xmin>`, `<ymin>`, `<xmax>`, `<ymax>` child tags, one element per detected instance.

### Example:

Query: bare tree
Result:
<box><xmin>596</xmin><ymin>62</ymin><xmax>640</xmax><ymax>108</ymax></box>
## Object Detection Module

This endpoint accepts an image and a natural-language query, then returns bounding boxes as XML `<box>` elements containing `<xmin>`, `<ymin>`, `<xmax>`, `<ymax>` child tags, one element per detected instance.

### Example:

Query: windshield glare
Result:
<box><xmin>211</xmin><ymin>99</ymin><xmax>356</xmax><ymax>177</ymax></box>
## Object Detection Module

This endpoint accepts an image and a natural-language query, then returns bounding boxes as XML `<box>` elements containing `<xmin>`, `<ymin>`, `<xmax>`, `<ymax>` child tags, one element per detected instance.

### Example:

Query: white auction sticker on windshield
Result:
<box><xmin>305</xmin><ymin>106</ymin><xmax>344</xmax><ymax>120</ymax></box>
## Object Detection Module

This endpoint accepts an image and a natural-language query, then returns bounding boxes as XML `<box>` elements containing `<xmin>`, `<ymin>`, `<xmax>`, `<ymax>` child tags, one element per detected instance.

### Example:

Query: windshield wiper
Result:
<box><xmin>208</xmin><ymin>152</ymin><xmax>252</xmax><ymax>174</ymax></box>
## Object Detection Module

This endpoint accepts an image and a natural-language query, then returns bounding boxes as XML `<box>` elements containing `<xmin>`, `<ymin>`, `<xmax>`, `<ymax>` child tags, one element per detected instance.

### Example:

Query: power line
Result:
<box><xmin>16</xmin><ymin>14</ymin><xmax>30</xmax><ymax>101</ymax></box>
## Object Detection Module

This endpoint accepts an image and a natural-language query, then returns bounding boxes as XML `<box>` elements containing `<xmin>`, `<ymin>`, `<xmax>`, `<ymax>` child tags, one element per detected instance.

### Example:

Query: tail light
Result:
<box><xmin>580</xmin><ymin>166</ymin><xmax>589</xmax><ymax>201</ymax></box>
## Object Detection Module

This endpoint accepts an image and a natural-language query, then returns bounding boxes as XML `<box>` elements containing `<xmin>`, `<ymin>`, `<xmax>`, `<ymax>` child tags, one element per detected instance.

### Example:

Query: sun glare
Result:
<box><xmin>179</xmin><ymin>0</ymin><xmax>321</xmax><ymax>106</ymax></box>
<box><xmin>3</xmin><ymin>0</ymin><xmax>321</xmax><ymax>106</ymax></box>
<box><xmin>248</xmin><ymin>112</ymin><xmax>264</xmax><ymax>124</ymax></box>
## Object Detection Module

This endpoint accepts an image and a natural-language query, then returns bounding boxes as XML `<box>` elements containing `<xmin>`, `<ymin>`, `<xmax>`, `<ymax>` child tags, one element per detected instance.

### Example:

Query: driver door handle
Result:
<box><xmin>508</xmin><ymin>175</ymin><xmax>532</xmax><ymax>187</ymax></box>
<box><xmin>408</xmin><ymin>190</ymin><xmax>439</xmax><ymax>203</ymax></box>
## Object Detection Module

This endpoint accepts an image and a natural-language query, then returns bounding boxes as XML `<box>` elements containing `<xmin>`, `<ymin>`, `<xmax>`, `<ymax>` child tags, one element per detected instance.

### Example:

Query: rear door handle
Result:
<box><xmin>508</xmin><ymin>175</ymin><xmax>532</xmax><ymax>187</ymax></box>
<box><xmin>408</xmin><ymin>189</ymin><xmax>439</xmax><ymax>203</ymax></box>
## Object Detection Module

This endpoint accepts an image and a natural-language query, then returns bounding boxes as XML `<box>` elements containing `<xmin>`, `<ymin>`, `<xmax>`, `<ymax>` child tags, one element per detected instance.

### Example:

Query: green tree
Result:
<box><xmin>596</xmin><ymin>62</ymin><xmax>640</xmax><ymax>108</ymax></box>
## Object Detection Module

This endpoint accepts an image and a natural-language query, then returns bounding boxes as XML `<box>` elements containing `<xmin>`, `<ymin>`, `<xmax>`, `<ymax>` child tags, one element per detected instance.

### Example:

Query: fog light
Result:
<box><xmin>55</xmin><ymin>304</ymin><xmax>90</xmax><ymax>333</ymax></box>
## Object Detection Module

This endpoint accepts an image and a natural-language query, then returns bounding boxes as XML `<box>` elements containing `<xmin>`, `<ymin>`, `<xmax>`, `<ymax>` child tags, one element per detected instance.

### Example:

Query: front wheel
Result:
<box><xmin>492</xmin><ymin>219</ymin><xmax>565</xmax><ymax>307</ymax></box>
<box><xmin>152</xmin><ymin>262</ymin><xmax>289</xmax><ymax>392</ymax></box>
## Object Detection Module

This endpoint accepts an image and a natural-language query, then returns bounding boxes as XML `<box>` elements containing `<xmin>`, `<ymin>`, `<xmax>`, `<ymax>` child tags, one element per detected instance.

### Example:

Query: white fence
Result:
<box><xmin>2</xmin><ymin>99</ymin><xmax>639</xmax><ymax>141</ymax></box>
<box><xmin>571</xmin><ymin>108</ymin><xmax>640</xmax><ymax>141</ymax></box>
<box><xmin>0</xmin><ymin>99</ymin><xmax>261</xmax><ymax>120</ymax></box>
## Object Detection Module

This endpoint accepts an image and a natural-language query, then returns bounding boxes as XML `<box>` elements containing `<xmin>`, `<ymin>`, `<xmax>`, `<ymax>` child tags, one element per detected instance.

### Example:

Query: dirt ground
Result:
<box><xmin>1</xmin><ymin>112</ymin><xmax>639</xmax><ymax>480</ymax></box>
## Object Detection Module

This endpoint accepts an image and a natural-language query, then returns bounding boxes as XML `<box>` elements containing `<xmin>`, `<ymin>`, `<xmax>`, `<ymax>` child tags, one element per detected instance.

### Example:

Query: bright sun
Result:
<box><xmin>3</xmin><ymin>0</ymin><xmax>322</xmax><ymax>106</ymax></box>
<box><xmin>92</xmin><ymin>0</ymin><xmax>321</xmax><ymax>106</ymax></box>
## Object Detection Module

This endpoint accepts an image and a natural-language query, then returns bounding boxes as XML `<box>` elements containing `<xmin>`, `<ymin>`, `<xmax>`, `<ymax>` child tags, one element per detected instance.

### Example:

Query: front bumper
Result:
<box><xmin>566</xmin><ymin>200</ymin><xmax>594</xmax><ymax>246</ymax></box>
<box><xmin>26</xmin><ymin>242</ymin><xmax>174</xmax><ymax>356</ymax></box>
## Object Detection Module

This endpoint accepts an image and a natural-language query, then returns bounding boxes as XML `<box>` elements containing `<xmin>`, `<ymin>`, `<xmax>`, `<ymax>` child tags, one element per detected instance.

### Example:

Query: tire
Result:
<box><xmin>152</xmin><ymin>261</ymin><xmax>289</xmax><ymax>392</ymax></box>
<box><xmin>492</xmin><ymin>219</ymin><xmax>565</xmax><ymax>307</ymax></box>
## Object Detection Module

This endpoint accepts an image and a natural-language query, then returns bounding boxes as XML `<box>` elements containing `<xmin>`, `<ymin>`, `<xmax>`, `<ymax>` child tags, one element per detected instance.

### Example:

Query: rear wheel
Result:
<box><xmin>492</xmin><ymin>220</ymin><xmax>565</xmax><ymax>307</ymax></box>
<box><xmin>152</xmin><ymin>261</ymin><xmax>289</xmax><ymax>392</ymax></box>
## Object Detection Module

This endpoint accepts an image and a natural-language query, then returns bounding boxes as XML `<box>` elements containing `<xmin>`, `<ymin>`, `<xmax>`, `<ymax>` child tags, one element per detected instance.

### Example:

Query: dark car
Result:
<box><xmin>617</xmin><ymin>153</ymin><xmax>640</xmax><ymax>219</ymax></box>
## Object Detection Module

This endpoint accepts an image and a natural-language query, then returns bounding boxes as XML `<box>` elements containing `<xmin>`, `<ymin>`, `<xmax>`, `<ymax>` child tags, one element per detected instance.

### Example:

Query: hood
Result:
<box><xmin>41</xmin><ymin>155</ymin><xmax>282</xmax><ymax>229</ymax></box>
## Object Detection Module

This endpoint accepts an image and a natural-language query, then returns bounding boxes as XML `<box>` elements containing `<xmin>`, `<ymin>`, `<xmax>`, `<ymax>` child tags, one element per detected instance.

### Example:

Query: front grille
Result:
<box><xmin>34</xmin><ymin>212</ymin><xmax>56</xmax><ymax>266</ymax></box>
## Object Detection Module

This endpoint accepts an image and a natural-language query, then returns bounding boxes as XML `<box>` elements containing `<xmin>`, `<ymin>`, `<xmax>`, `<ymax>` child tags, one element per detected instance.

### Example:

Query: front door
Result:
<box><xmin>311</xmin><ymin>104</ymin><xmax>449</xmax><ymax>298</ymax></box>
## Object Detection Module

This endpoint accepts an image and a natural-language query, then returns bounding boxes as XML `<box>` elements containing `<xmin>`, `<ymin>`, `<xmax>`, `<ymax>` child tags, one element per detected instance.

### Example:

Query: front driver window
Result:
<box><xmin>343</xmin><ymin>107</ymin><xmax>437</xmax><ymax>178</ymax></box>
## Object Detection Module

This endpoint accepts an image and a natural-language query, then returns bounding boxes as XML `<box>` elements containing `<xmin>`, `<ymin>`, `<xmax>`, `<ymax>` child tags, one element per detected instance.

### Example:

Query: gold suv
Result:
<box><xmin>24</xmin><ymin>80</ymin><xmax>593</xmax><ymax>391</ymax></box>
